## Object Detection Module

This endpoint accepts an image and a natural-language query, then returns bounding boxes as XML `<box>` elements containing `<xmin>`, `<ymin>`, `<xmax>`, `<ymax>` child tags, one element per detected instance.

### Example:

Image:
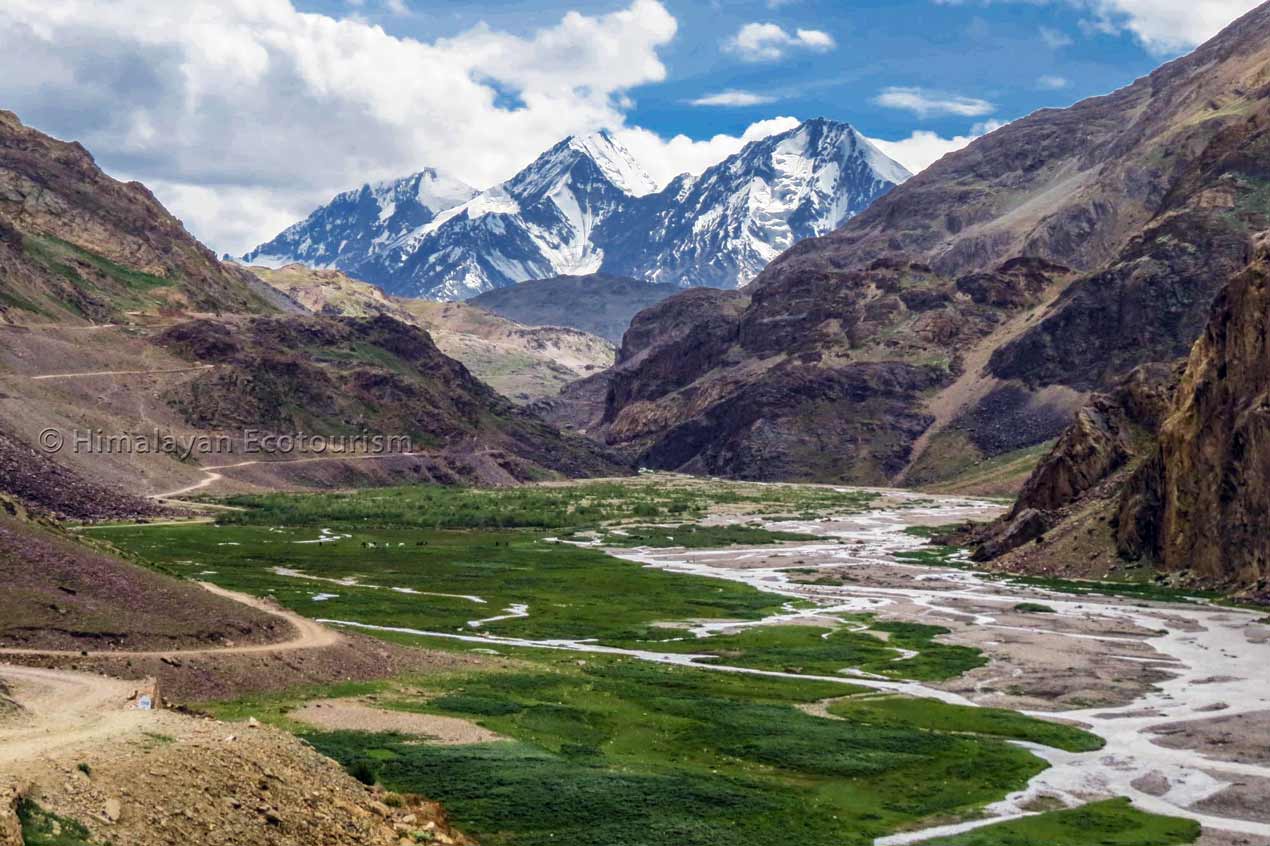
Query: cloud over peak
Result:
<box><xmin>0</xmin><ymin>0</ymin><xmax>800</xmax><ymax>255</ymax></box>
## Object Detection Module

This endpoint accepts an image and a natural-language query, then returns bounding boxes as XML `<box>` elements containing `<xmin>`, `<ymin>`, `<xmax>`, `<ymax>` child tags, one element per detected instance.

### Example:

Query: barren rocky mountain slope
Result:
<box><xmin>0</xmin><ymin>111</ymin><xmax>284</xmax><ymax>323</ymax></box>
<box><xmin>467</xmin><ymin>272</ymin><xmax>682</xmax><ymax>342</ymax></box>
<box><xmin>248</xmin><ymin>264</ymin><xmax>615</xmax><ymax>403</ymax></box>
<box><xmin>573</xmin><ymin>3</ymin><xmax>1270</xmax><ymax>490</ymax></box>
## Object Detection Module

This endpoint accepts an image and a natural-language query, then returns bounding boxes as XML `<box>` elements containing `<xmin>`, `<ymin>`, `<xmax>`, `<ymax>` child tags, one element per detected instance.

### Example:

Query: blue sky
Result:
<box><xmin>308</xmin><ymin>0</ymin><xmax>1166</xmax><ymax>145</ymax></box>
<box><xmin>0</xmin><ymin>0</ymin><xmax>1257</xmax><ymax>254</ymax></box>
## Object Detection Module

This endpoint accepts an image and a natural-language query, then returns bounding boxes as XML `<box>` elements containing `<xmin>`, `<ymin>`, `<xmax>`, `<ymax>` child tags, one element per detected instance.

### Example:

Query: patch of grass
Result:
<box><xmin>214</xmin><ymin>481</ymin><xmax>879</xmax><ymax>532</ymax></box>
<box><xmin>626</xmin><ymin>622</ymin><xmax>987</xmax><ymax>682</ymax></box>
<box><xmin>895</xmin><ymin>544</ymin><xmax>971</xmax><ymax>569</ymax></box>
<box><xmin>827</xmin><ymin>696</ymin><xmax>1102</xmax><ymax>753</ymax></box>
<box><xmin>921</xmin><ymin>798</ymin><xmax>1200</xmax><ymax>845</ymax></box>
<box><xmin>17</xmin><ymin>800</ymin><xmax>94</xmax><ymax>846</ymax></box>
<box><xmin>305</xmin><ymin>655</ymin><xmax>1057</xmax><ymax>846</ymax></box>
<box><xmin>1013</xmin><ymin>603</ymin><xmax>1056</xmax><ymax>614</ymax></box>
<box><xmin>99</xmin><ymin>523</ymin><xmax>785</xmax><ymax>643</ymax></box>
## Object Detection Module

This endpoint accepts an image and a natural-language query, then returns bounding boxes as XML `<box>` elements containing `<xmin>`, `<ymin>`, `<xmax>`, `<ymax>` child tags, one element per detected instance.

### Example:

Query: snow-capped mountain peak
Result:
<box><xmin>509</xmin><ymin>130</ymin><xmax>658</xmax><ymax>202</ymax></box>
<box><xmin>243</xmin><ymin>118</ymin><xmax>910</xmax><ymax>299</ymax></box>
<box><xmin>566</xmin><ymin>130</ymin><xmax>659</xmax><ymax>197</ymax></box>
<box><xmin>241</xmin><ymin>168</ymin><xmax>476</xmax><ymax>271</ymax></box>
<box><xmin>601</xmin><ymin>118</ymin><xmax>913</xmax><ymax>288</ymax></box>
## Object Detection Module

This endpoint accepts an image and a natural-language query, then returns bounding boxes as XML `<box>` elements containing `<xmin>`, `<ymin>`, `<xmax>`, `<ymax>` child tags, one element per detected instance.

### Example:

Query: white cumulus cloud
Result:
<box><xmin>615</xmin><ymin>117</ymin><xmax>802</xmax><ymax>186</ymax></box>
<box><xmin>874</xmin><ymin>87</ymin><xmax>996</xmax><ymax>119</ymax></box>
<box><xmin>1080</xmin><ymin>0</ymin><xmax>1262</xmax><ymax>53</ymax></box>
<box><xmin>867</xmin><ymin>120</ymin><xmax>1006</xmax><ymax>173</ymax></box>
<box><xmin>0</xmin><ymin>0</ymin><xmax>797</xmax><ymax>256</ymax></box>
<box><xmin>724</xmin><ymin>22</ymin><xmax>836</xmax><ymax>62</ymax></box>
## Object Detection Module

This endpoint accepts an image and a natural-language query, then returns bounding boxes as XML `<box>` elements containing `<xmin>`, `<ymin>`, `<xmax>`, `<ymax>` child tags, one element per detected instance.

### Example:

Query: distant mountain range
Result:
<box><xmin>242</xmin><ymin>119</ymin><xmax>911</xmax><ymax>300</ymax></box>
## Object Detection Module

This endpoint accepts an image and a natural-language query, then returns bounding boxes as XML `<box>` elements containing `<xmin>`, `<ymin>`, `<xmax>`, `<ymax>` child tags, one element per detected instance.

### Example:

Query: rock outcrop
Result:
<box><xmin>969</xmin><ymin>364</ymin><xmax>1177</xmax><ymax>562</ymax></box>
<box><xmin>1117</xmin><ymin>244</ymin><xmax>1270</xmax><ymax>588</ymax></box>
<box><xmin>977</xmin><ymin>242</ymin><xmax>1269</xmax><ymax>592</ymax></box>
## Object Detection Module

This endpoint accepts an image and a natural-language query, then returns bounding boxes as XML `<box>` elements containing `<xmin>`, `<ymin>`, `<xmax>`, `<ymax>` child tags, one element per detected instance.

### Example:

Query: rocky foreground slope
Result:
<box><xmin>575</xmin><ymin>3</ymin><xmax>1270</xmax><ymax>489</ymax></box>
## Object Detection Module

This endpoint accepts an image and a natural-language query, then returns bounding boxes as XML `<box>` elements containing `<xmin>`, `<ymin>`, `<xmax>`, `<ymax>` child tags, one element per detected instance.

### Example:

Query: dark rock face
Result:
<box><xmin>1118</xmin><ymin>246</ymin><xmax>1270</xmax><ymax>587</ymax></box>
<box><xmin>979</xmin><ymin>243</ymin><xmax>1269</xmax><ymax>592</ymax></box>
<box><xmin>959</xmin><ymin>385</ymin><xmax>1079</xmax><ymax>456</ymax></box>
<box><xmin>988</xmin><ymin>212</ymin><xmax>1255</xmax><ymax>390</ymax></box>
<box><xmin>969</xmin><ymin>363</ymin><xmax>1178</xmax><ymax>560</ymax></box>
<box><xmin>629</xmin><ymin>362</ymin><xmax>941</xmax><ymax>484</ymax></box>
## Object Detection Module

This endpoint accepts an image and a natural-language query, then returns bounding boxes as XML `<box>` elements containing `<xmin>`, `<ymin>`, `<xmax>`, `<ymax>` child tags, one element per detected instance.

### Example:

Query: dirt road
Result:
<box><xmin>0</xmin><ymin>581</ymin><xmax>346</xmax><ymax>787</ymax></box>
<box><xmin>28</xmin><ymin>365</ymin><xmax>215</xmax><ymax>381</ymax></box>
<box><xmin>0</xmin><ymin>665</ymin><xmax>175</xmax><ymax>773</ymax></box>
<box><xmin>0</xmin><ymin>583</ymin><xmax>341</xmax><ymax>660</ymax></box>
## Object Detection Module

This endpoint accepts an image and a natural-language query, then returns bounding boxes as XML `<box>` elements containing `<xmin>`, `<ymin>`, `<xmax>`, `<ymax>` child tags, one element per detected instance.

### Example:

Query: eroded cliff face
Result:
<box><xmin>977</xmin><ymin>244</ymin><xmax>1269</xmax><ymax>592</ymax></box>
<box><xmin>1118</xmin><ymin>245</ymin><xmax>1270</xmax><ymax>588</ymax></box>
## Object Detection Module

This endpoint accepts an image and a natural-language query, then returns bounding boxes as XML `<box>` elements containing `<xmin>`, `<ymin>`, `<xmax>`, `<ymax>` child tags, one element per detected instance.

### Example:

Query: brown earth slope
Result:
<box><xmin>0</xmin><ymin>111</ymin><xmax>285</xmax><ymax>324</ymax></box>
<box><xmin>572</xmin><ymin>3</ymin><xmax>1270</xmax><ymax>488</ymax></box>
<box><xmin>0</xmin><ymin>512</ymin><xmax>287</xmax><ymax>652</ymax></box>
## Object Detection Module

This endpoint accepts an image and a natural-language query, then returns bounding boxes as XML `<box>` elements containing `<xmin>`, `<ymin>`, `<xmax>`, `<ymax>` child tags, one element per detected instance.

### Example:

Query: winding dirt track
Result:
<box><xmin>0</xmin><ymin>584</ymin><xmax>345</xmax><ymax>778</ymax></box>
<box><xmin>0</xmin><ymin>582</ymin><xmax>346</xmax><ymax>784</ymax></box>
<box><xmin>0</xmin><ymin>583</ymin><xmax>342</xmax><ymax>659</ymax></box>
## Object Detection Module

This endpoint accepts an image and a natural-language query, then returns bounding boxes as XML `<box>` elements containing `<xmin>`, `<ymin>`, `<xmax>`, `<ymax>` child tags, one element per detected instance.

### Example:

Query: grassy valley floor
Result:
<box><xmin>90</xmin><ymin>477</ymin><xmax>1207</xmax><ymax>846</ymax></box>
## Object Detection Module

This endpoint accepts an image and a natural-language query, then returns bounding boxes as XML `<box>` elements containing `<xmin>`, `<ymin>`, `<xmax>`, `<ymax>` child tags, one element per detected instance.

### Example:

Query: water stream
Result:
<box><xmin>302</xmin><ymin>492</ymin><xmax>1269</xmax><ymax>842</ymax></box>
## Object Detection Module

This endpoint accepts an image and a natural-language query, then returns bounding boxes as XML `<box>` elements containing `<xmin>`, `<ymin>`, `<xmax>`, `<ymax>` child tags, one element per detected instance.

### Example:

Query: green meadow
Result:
<box><xmin>96</xmin><ymin>481</ymin><xmax>1197</xmax><ymax>846</ymax></box>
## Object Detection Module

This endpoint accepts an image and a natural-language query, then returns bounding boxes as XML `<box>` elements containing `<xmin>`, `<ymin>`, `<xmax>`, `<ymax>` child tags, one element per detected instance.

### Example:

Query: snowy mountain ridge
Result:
<box><xmin>243</xmin><ymin>119</ymin><xmax>911</xmax><ymax>300</ymax></box>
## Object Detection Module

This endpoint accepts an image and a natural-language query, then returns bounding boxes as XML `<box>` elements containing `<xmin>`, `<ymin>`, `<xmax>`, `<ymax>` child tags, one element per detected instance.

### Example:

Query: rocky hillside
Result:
<box><xmin>0</xmin><ymin>111</ymin><xmax>281</xmax><ymax>324</ymax></box>
<box><xmin>467</xmin><ymin>273</ymin><xmax>681</xmax><ymax>342</ymax></box>
<box><xmin>250</xmin><ymin>264</ymin><xmax>615</xmax><ymax>402</ymax></box>
<box><xmin>0</xmin><ymin>508</ymin><xmax>286</xmax><ymax>651</ymax></box>
<box><xmin>402</xmin><ymin>300</ymin><xmax>613</xmax><ymax>403</ymax></box>
<box><xmin>155</xmin><ymin>314</ymin><xmax>619</xmax><ymax>481</ymax></box>
<box><xmin>1118</xmin><ymin>241</ymin><xmax>1269</xmax><ymax>589</ymax></box>
<box><xmin>244</xmin><ymin>120</ymin><xmax>908</xmax><ymax>299</ymax></box>
<box><xmin>971</xmin><ymin>240</ymin><xmax>1269</xmax><ymax>594</ymax></box>
<box><xmin>577</xmin><ymin>4</ymin><xmax>1270</xmax><ymax>487</ymax></box>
